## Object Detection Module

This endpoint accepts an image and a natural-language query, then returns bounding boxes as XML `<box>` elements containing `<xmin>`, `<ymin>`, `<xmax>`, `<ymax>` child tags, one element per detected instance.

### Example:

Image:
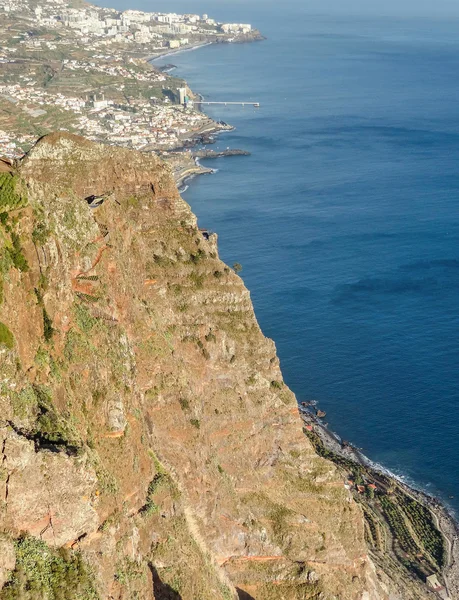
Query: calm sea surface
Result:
<box><xmin>101</xmin><ymin>1</ymin><xmax>459</xmax><ymax>511</ymax></box>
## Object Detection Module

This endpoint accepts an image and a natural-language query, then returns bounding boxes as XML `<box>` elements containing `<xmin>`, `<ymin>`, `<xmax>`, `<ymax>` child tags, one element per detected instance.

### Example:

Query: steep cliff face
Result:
<box><xmin>0</xmin><ymin>133</ymin><xmax>428</xmax><ymax>599</ymax></box>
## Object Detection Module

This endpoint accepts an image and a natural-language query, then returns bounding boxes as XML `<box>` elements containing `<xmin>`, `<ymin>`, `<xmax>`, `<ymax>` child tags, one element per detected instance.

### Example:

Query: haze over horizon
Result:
<box><xmin>95</xmin><ymin>0</ymin><xmax>459</xmax><ymax>19</ymax></box>
<box><xmin>2</xmin><ymin>0</ymin><xmax>459</xmax><ymax>597</ymax></box>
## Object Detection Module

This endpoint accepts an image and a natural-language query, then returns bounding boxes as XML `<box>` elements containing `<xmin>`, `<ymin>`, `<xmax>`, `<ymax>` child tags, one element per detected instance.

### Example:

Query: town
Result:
<box><xmin>0</xmin><ymin>0</ymin><xmax>262</xmax><ymax>159</ymax></box>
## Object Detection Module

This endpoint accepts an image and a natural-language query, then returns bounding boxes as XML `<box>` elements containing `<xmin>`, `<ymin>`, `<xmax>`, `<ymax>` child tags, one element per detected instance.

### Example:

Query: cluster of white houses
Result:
<box><xmin>1</xmin><ymin>0</ymin><xmax>251</xmax><ymax>45</ymax></box>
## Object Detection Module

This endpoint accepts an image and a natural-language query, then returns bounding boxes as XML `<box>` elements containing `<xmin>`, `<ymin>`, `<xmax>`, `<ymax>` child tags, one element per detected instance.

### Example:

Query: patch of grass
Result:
<box><xmin>32</xmin><ymin>385</ymin><xmax>78</xmax><ymax>448</ymax></box>
<box><xmin>49</xmin><ymin>358</ymin><xmax>62</xmax><ymax>382</ymax></box>
<box><xmin>190</xmin><ymin>418</ymin><xmax>200</xmax><ymax>430</ymax></box>
<box><xmin>0</xmin><ymin>247</ymin><xmax>13</xmax><ymax>305</ymax></box>
<box><xmin>91</xmin><ymin>387</ymin><xmax>106</xmax><ymax>405</ymax></box>
<box><xmin>74</xmin><ymin>302</ymin><xmax>96</xmax><ymax>333</ymax></box>
<box><xmin>94</xmin><ymin>463</ymin><xmax>119</xmax><ymax>496</ymax></box>
<box><xmin>34</xmin><ymin>346</ymin><xmax>49</xmax><ymax>368</ymax></box>
<box><xmin>10</xmin><ymin>385</ymin><xmax>38</xmax><ymax>421</ymax></box>
<box><xmin>115</xmin><ymin>559</ymin><xmax>145</xmax><ymax>586</ymax></box>
<box><xmin>396</xmin><ymin>494</ymin><xmax>445</xmax><ymax>567</ymax></box>
<box><xmin>269</xmin><ymin>504</ymin><xmax>293</xmax><ymax>541</ymax></box>
<box><xmin>141</xmin><ymin>470</ymin><xmax>171</xmax><ymax>516</ymax></box>
<box><xmin>32</xmin><ymin>221</ymin><xmax>51</xmax><ymax>246</ymax></box>
<box><xmin>125</xmin><ymin>195</ymin><xmax>140</xmax><ymax>208</ymax></box>
<box><xmin>8</xmin><ymin>232</ymin><xmax>29</xmax><ymax>272</ymax></box>
<box><xmin>144</xmin><ymin>387</ymin><xmax>159</xmax><ymax>402</ymax></box>
<box><xmin>148</xmin><ymin>449</ymin><xmax>165</xmax><ymax>473</ymax></box>
<box><xmin>188</xmin><ymin>249</ymin><xmax>207</xmax><ymax>264</ymax></box>
<box><xmin>379</xmin><ymin>495</ymin><xmax>419</xmax><ymax>557</ymax></box>
<box><xmin>189</xmin><ymin>271</ymin><xmax>205</xmax><ymax>289</ymax></box>
<box><xmin>179</xmin><ymin>397</ymin><xmax>190</xmax><ymax>411</ymax></box>
<box><xmin>270</xmin><ymin>380</ymin><xmax>283</xmax><ymax>390</ymax></box>
<box><xmin>153</xmin><ymin>254</ymin><xmax>173</xmax><ymax>267</ymax></box>
<box><xmin>0</xmin><ymin>173</ymin><xmax>27</xmax><ymax>212</ymax></box>
<box><xmin>63</xmin><ymin>206</ymin><xmax>78</xmax><ymax>230</ymax></box>
<box><xmin>0</xmin><ymin>322</ymin><xmax>14</xmax><ymax>349</ymax></box>
<box><xmin>43</xmin><ymin>309</ymin><xmax>54</xmax><ymax>342</ymax></box>
<box><xmin>0</xmin><ymin>534</ymin><xmax>99</xmax><ymax>600</ymax></box>
<box><xmin>63</xmin><ymin>329</ymin><xmax>93</xmax><ymax>362</ymax></box>
<box><xmin>99</xmin><ymin>511</ymin><xmax>121</xmax><ymax>533</ymax></box>
<box><xmin>170</xmin><ymin>283</ymin><xmax>182</xmax><ymax>296</ymax></box>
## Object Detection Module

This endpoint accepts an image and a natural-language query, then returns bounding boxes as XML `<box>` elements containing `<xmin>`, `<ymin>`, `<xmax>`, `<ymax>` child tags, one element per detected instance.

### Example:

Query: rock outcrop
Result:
<box><xmin>0</xmin><ymin>133</ymin><xmax>436</xmax><ymax>599</ymax></box>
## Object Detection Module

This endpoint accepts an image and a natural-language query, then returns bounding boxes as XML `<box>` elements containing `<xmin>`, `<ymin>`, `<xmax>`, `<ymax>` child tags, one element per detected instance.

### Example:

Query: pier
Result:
<box><xmin>196</xmin><ymin>101</ymin><xmax>260</xmax><ymax>107</ymax></box>
<box><xmin>178</xmin><ymin>87</ymin><xmax>260</xmax><ymax>108</ymax></box>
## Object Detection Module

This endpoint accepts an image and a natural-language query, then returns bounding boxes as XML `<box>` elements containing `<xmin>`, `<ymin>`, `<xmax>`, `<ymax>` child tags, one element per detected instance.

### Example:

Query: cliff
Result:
<box><xmin>0</xmin><ymin>134</ymin><xmax>443</xmax><ymax>599</ymax></box>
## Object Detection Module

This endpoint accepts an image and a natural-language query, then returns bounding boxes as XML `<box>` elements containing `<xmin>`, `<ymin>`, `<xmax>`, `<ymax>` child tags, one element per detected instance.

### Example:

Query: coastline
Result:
<box><xmin>300</xmin><ymin>407</ymin><xmax>459</xmax><ymax>596</ymax></box>
<box><xmin>145</xmin><ymin>30</ymin><xmax>264</xmax><ymax>63</ymax></box>
<box><xmin>161</xmin><ymin>40</ymin><xmax>459</xmax><ymax>597</ymax></box>
<box><xmin>145</xmin><ymin>36</ymin><xmax>258</xmax><ymax>188</ymax></box>
<box><xmin>175</xmin><ymin>161</ymin><xmax>215</xmax><ymax>189</ymax></box>
<box><xmin>159</xmin><ymin>123</ymin><xmax>236</xmax><ymax>188</ymax></box>
<box><xmin>3</xmin><ymin>3</ymin><xmax>458</xmax><ymax>596</ymax></box>
<box><xmin>146</xmin><ymin>41</ymin><xmax>214</xmax><ymax>63</ymax></box>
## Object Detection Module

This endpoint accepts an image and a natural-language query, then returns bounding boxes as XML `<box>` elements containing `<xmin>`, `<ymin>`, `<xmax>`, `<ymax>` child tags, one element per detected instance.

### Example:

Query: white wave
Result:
<box><xmin>150</xmin><ymin>42</ymin><xmax>213</xmax><ymax>63</ymax></box>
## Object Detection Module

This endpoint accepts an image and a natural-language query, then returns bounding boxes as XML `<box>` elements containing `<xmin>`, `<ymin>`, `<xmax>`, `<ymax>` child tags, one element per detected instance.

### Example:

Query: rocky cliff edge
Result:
<box><xmin>0</xmin><ymin>133</ymin><xmax>429</xmax><ymax>599</ymax></box>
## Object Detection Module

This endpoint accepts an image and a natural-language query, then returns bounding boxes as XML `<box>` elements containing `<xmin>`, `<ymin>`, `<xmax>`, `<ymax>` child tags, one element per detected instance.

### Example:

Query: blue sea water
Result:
<box><xmin>100</xmin><ymin>0</ymin><xmax>459</xmax><ymax>510</ymax></box>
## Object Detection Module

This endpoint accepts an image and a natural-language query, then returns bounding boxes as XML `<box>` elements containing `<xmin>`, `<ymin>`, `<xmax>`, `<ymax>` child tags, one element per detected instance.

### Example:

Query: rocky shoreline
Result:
<box><xmin>193</xmin><ymin>148</ymin><xmax>251</xmax><ymax>159</ymax></box>
<box><xmin>146</xmin><ymin>30</ymin><xmax>264</xmax><ymax>64</ymax></box>
<box><xmin>300</xmin><ymin>406</ymin><xmax>459</xmax><ymax>599</ymax></box>
<box><xmin>160</xmin><ymin>118</ymin><xmax>251</xmax><ymax>188</ymax></box>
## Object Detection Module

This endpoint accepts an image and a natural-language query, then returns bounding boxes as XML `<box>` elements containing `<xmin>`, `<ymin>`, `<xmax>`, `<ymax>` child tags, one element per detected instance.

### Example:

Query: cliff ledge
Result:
<box><xmin>0</xmin><ymin>134</ymin><xmax>440</xmax><ymax>599</ymax></box>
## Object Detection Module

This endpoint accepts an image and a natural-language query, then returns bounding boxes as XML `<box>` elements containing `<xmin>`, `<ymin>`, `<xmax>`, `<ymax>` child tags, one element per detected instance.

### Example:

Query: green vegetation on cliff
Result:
<box><xmin>0</xmin><ymin>536</ymin><xmax>98</xmax><ymax>600</ymax></box>
<box><xmin>0</xmin><ymin>173</ymin><xmax>27</xmax><ymax>213</ymax></box>
<box><xmin>0</xmin><ymin>133</ymin><xmax>452</xmax><ymax>600</ymax></box>
<box><xmin>0</xmin><ymin>322</ymin><xmax>14</xmax><ymax>349</ymax></box>
<box><xmin>304</xmin><ymin>425</ymin><xmax>446</xmax><ymax>582</ymax></box>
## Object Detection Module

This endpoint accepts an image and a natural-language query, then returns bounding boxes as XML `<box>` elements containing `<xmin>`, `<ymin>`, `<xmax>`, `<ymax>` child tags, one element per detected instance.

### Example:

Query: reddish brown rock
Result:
<box><xmin>0</xmin><ymin>134</ymin><xmax>436</xmax><ymax>599</ymax></box>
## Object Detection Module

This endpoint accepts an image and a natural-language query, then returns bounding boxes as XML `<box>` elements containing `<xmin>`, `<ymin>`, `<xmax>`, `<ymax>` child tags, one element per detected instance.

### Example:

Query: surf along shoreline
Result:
<box><xmin>300</xmin><ymin>405</ymin><xmax>459</xmax><ymax>596</ymax></box>
<box><xmin>152</xmin><ymin>37</ymin><xmax>459</xmax><ymax>597</ymax></box>
<box><xmin>147</xmin><ymin>36</ymin><xmax>262</xmax><ymax>187</ymax></box>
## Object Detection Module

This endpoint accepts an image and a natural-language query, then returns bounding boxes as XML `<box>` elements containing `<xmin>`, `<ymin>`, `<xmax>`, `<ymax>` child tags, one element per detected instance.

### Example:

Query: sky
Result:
<box><xmin>307</xmin><ymin>0</ymin><xmax>459</xmax><ymax>16</ymax></box>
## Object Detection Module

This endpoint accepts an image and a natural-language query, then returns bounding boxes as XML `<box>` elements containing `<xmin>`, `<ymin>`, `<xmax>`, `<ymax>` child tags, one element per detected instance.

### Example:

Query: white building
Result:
<box><xmin>221</xmin><ymin>23</ymin><xmax>252</xmax><ymax>34</ymax></box>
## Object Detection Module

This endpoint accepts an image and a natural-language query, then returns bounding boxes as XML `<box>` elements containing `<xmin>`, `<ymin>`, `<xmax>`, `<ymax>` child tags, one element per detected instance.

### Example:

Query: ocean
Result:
<box><xmin>100</xmin><ymin>1</ymin><xmax>459</xmax><ymax>511</ymax></box>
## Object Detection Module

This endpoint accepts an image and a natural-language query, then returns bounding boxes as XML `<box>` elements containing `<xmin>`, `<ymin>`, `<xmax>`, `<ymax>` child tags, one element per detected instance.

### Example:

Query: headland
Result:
<box><xmin>0</xmin><ymin>1</ymin><xmax>458</xmax><ymax>599</ymax></box>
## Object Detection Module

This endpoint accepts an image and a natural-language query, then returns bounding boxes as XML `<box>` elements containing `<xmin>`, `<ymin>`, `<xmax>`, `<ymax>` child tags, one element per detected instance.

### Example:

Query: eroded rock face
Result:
<box><xmin>0</xmin><ymin>429</ymin><xmax>98</xmax><ymax>547</ymax></box>
<box><xmin>0</xmin><ymin>134</ymin><xmax>430</xmax><ymax>599</ymax></box>
<box><xmin>0</xmin><ymin>537</ymin><xmax>15</xmax><ymax>588</ymax></box>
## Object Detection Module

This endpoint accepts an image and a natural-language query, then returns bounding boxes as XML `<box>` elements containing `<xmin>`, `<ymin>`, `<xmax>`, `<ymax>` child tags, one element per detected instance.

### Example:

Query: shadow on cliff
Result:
<box><xmin>149</xmin><ymin>564</ymin><xmax>183</xmax><ymax>599</ymax></box>
<box><xmin>236</xmin><ymin>589</ymin><xmax>256</xmax><ymax>600</ymax></box>
<box><xmin>149</xmin><ymin>566</ymin><xmax>255</xmax><ymax>600</ymax></box>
